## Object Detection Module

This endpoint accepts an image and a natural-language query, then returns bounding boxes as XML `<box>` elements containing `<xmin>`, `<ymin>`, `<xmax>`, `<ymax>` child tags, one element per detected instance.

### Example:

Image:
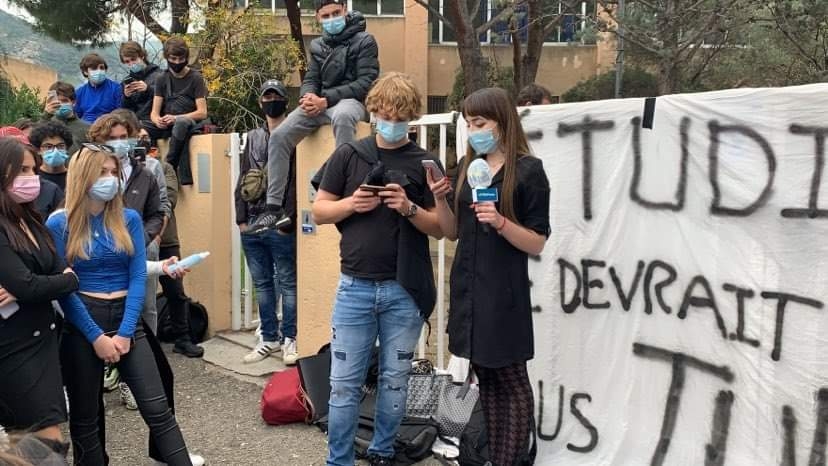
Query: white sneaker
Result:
<box><xmin>282</xmin><ymin>338</ymin><xmax>298</xmax><ymax>366</ymax></box>
<box><xmin>153</xmin><ymin>453</ymin><xmax>205</xmax><ymax>466</ymax></box>
<box><xmin>119</xmin><ymin>382</ymin><xmax>137</xmax><ymax>410</ymax></box>
<box><xmin>243</xmin><ymin>341</ymin><xmax>280</xmax><ymax>363</ymax></box>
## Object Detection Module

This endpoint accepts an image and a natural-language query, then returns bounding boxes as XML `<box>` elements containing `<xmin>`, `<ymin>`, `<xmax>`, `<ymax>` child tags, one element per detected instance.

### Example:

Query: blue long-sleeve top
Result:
<box><xmin>74</xmin><ymin>78</ymin><xmax>123</xmax><ymax>124</ymax></box>
<box><xmin>46</xmin><ymin>208</ymin><xmax>147</xmax><ymax>340</ymax></box>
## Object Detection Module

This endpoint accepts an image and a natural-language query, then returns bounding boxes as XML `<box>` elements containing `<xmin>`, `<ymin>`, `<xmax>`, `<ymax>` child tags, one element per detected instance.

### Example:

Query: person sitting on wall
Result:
<box><xmin>144</xmin><ymin>36</ymin><xmax>209</xmax><ymax>186</ymax></box>
<box><xmin>120</xmin><ymin>41</ymin><xmax>165</xmax><ymax>123</ymax></box>
<box><xmin>74</xmin><ymin>53</ymin><xmax>123</xmax><ymax>124</ymax></box>
<box><xmin>246</xmin><ymin>0</ymin><xmax>379</xmax><ymax>234</ymax></box>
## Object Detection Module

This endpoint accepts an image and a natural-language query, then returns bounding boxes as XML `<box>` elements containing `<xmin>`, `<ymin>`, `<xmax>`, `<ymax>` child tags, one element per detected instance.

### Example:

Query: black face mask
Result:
<box><xmin>138</xmin><ymin>138</ymin><xmax>152</xmax><ymax>151</ymax></box>
<box><xmin>168</xmin><ymin>61</ymin><xmax>187</xmax><ymax>73</ymax></box>
<box><xmin>263</xmin><ymin>100</ymin><xmax>287</xmax><ymax>118</ymax></box>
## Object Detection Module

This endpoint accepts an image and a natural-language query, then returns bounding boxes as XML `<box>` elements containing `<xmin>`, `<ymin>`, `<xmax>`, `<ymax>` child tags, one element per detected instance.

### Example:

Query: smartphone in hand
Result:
<box><xmin>421</xmin><ymin>159</ymin><xmax>445</xmax><ymax>181</ymax></box>
<box><xmin>47</xmin><ymin>90</ymin><xmax>57</xmax><ymax>102</ymax></box>
<box><xmin>359</xmin><ymin>184</ymin><xmax>393</xmax><ymax>195</ymax></box>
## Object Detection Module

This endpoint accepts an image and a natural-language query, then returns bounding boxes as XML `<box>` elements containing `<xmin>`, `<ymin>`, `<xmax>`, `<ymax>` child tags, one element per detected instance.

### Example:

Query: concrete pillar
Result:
<box><xmin>295</xmin><ymin>123</ymin><xmax>373</xmax><ymax>357</ymax></box>
<box><xmin>174</xmin><ymin>134</ymin><xmax>234</xmax><ymax>334</ymax></box>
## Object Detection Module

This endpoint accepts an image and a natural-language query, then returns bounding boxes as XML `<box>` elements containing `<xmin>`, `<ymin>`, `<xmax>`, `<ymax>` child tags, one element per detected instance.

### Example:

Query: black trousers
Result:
<box><xmin>142</xmin><ymin>118</ymin><xmax>198</xmax><ymax>185</ymax></box>
<box><xmin>61</xmin><ymin>295</ymin><xmax>192</xmax><ymax>466</ymax></box>
<box><xmin>159</xmin><ymin>245</ymin><xmax>190</xmax><ymax>341</ymax></box>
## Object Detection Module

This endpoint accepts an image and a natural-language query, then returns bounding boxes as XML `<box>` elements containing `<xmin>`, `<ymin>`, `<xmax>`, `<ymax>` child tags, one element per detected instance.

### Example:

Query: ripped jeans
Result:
<box><xmin>326</xmin><ymin>274</ymin><xmax>424</xmax><ymax>466</ymax></box>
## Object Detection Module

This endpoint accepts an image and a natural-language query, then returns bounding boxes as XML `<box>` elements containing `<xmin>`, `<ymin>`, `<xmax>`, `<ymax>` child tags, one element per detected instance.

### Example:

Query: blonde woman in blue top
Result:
<box><xmin>46</xmin><ymin>144</ymin><xmax>193</xmax><ymax>466</ymax></box>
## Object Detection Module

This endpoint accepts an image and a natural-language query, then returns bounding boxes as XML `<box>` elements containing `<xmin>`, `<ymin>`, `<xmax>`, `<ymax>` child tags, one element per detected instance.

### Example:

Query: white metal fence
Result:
<box><xmin>228</xmin><ymin>112</ymin><xmax>458</xmax><ymax>370</ymax></box>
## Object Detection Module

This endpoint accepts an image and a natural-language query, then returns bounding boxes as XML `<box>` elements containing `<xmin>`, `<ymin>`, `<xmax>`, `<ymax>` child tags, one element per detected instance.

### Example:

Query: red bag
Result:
<box><xmin>261</xmin><ymin>367</ymin><xmax>310</xmax><ymax>425</ymax></box>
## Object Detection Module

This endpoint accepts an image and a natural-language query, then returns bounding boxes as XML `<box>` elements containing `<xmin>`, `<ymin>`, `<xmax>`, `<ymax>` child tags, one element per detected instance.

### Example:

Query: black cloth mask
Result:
<box><xmin>168</xmin><ymin>61</ymin><xmax>187</xmax><ymax>73</ymax></box>
<box><xmin>263</xmin><ymin>100</ymin><xmax>287</xmax><ymax>118</ymax></box>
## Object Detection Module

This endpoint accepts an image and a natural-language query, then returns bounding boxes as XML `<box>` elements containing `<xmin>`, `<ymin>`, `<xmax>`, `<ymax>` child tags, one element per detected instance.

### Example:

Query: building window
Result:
<box><xmin>428</xmin><ymin>0</ymin><xmax>595</xmax><ymax>44</ymax></box>
<box><xmin>246</xmin><ymin>0</ymin><xmax>404</xmax><ymax>15</ymax></box>
<box><xmin>427</xmin><ymin>95</ymin><xmax>448</xmax><ymax>114</ymax></box>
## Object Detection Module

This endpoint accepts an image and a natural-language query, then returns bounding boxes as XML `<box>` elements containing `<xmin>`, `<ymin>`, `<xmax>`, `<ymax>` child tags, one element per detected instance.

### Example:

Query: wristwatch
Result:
<box><xmin>401</xmin><ymin>202</ymin><xmax>418</xmax><ymax>218</ymax></box>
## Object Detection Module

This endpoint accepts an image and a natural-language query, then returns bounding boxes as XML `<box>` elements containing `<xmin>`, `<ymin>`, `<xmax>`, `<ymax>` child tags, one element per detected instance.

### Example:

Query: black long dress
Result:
<box><xmin>0</xmin><ymin>220</ymin><xmax>78</xmax><ymax>431</ymax></box>
<box><xmin>447</xmin><ymin>155</ymin><xmax>551</xmax><ymax>368</ymax></box>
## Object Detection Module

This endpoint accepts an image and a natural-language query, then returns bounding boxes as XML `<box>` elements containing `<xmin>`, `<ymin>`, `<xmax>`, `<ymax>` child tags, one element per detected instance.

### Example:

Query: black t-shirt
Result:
<box><xmin>318</xmin><ymin>139</ymin><xmax>438</xmax><ymax>280</ymax></box>
<box><xmin>154</xmin><ymin>69</ymin><xmax>208</xmax><ymax>116</ymax></box>
<box><xmin>40</xmin><ymin>171</ymin><xmax>66</xmax><ymax>192</ymax></box>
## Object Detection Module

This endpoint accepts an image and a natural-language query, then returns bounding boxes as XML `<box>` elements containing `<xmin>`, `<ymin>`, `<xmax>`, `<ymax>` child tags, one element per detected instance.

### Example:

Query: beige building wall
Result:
<box><xmin>2</xmin><ymin>57</ymin><xmax>57</xmax><ymax>99</ymax></box>
<box><xmin>295</xmin><ymin>122</ymin><xmax>372</xmax><ymax>357</ymax></box>
<box><xmin>174</xmin><ymin>134</ymin><xmax>235</xmax><ymax>334</ymax></box>
<box><xmin>427</xmin><ymin>44</ymin><xmax>604</xmax><ymax>99</ymax></box>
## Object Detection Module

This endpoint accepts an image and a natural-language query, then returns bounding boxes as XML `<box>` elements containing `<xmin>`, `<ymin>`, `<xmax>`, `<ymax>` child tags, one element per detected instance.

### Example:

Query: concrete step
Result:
<box><xmin>201</xmin><ymin>330</ymin><xmax>287</xmax><ymax>378</ymax></box>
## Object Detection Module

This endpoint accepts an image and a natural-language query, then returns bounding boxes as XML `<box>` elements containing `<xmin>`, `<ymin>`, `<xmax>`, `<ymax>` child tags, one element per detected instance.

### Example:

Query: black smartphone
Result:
<box><xmin>123</xmin><ymin>76</ymin><xmax>136</xmax><ymax>86</ymax></box>
<box><xmin>359</xmin><ymin>184</ymin><xmax>393</xmax><ymax>195</ymax></box>
<box><xmin>132</xmin><ymin>146</ymin><xmax>147</xmax><ymax>163</ymax></box>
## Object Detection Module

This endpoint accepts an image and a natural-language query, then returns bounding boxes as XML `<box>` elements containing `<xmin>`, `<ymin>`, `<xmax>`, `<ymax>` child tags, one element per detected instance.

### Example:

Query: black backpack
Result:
<box><xmin>355</xmin><ymin>392</ymin><xmax>438</xmax><ymax>465</ymax></box>
<box><xmin>156</xmin><ymin>295</ymin><xmax>209</xmax><ymax>343</ymax></box>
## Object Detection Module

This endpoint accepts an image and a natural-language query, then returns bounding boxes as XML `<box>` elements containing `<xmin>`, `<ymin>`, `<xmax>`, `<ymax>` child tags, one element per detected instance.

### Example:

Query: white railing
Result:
<box><xmin>229</xmin><ymin>111</ymin><xmax>458</xmax><ymax>369</ymax></box>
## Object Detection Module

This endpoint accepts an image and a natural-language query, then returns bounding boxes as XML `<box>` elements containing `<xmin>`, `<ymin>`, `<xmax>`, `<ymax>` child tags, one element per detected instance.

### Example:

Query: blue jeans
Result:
<box><xmin>240</xmin><ymin>229</ymin><xmax>297</xmax><ymax>342</ymax></box>
<box><xmin>326</xmin><ymin>274</ymin><xmax>424</xmax><ymax>466</ymax></box>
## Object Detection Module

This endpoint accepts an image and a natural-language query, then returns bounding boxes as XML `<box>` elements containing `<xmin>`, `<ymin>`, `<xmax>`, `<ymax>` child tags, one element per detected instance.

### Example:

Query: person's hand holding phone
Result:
<box><xmin>352</xmin><ymin>187</ymin><xmax>382</xmax><ymax>213</ymax></box>
<box><xmin>44</xmin><ymin>91</ymin><xmax>60</xmax><ymax>114</ymax></box>
<box><xmin>379</xmin><ymin>183</ymin><xmax>411</xmax><ymax>215</ymax></box>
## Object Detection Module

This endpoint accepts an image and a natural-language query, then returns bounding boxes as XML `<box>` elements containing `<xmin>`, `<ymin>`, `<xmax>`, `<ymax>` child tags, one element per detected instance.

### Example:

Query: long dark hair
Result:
<box><xmin>455</xmin><ymin>87</ymin><xmax>532</xmax><ymax>224</ymax></box>
<box><xmin>0</xmin><ymin>138</ymin><xmax>55</xmax><ymax>254</ymax></box>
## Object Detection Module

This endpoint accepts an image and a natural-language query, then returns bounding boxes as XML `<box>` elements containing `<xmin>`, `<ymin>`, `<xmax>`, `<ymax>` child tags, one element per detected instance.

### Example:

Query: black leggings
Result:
<box><xmin>476</xmin><ymin>361</ymin><xmax>534</xmax><ymax>466</ymax></box>
<box><xmin>61</xmin><ymin>295</ymin><xmax>191</xmax><ymax>466</ymax></box>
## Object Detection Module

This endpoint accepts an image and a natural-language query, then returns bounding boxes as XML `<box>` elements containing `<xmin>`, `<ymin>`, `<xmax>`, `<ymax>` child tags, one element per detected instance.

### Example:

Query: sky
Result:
<box><xmin>0</xmin><ymin>0</ymin><xmax>175</xmax><ymax>43</ymax></box>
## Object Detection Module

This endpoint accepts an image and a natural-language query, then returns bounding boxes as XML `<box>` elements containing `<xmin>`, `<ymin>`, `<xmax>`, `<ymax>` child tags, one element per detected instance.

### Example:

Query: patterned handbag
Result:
<box><xmin>406</xmin><ymin>373</ymin><xmax>452</xmax><ymax>418</ymax></box>
<box><xmin>433</xmin><ymin>383</ymin><xmax>480</xmax><ymax>438</ymax></box>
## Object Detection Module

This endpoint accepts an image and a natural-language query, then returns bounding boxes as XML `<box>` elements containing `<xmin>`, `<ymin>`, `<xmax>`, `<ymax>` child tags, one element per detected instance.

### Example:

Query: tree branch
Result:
<box><xmin>411</xmin><ymin>0</ymin><xmax>456</xmax><ymax>32</ymax></box>
<box><xmin>121</xmin><ymin>0</ymin><xmax>170</xmax><ymax>38</ymax></box>
<box><xmin>476</xmin><ymin>1</ymin><xmax>519</xmax><ymax>35</ymax></box>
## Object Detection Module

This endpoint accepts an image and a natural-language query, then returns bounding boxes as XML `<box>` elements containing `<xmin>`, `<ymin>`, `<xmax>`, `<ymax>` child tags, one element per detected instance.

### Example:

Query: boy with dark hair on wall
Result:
<box><xmin>120</xmin><ymin>41</ymin><xmax>164</xmax><ymax>122</ymax></box>
<box><xmin>41</xmin><ymin>81</ymin><xmax>89</xmax><ymax>154</ymax></box>
<box><xmin>74</xmin><ymin>53</ymin><xmax>122</xmax><ymax>124</ymax></box>
<box><xmin>144</xmin><ymin>36</ymin><xmax>209</xmax><ymax>186</ymax></box>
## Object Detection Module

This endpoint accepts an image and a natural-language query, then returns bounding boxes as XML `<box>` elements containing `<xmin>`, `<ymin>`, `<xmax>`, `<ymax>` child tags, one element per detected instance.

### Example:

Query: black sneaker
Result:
<box><xmin>247</xmin><ymin>208</ymin><xmax>291</xmax><ymax>235</ymax></box>
<box><xmin>173</xmin><ymin>339</ymin><xmax>204</xmax><ymax>358</ymax></box>
<box><xmin>368</xmin><ymin>455</ymin><xmax>394</xmax><ymax>466</ymax></box>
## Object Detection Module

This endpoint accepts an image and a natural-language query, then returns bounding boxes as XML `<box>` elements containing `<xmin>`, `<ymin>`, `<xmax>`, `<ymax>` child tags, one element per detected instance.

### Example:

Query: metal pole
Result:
<box><xmin>614</xmin><ymin>0</ymin><xmax>625</xmax><ymax>99</ymax></box>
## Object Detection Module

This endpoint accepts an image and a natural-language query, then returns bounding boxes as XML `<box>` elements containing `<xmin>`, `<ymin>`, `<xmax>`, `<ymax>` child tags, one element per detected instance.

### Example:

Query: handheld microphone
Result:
<box><xmin>467</xmin><ymin>158</ymin><xmax>498</xmax><ymax>233</ymax></box>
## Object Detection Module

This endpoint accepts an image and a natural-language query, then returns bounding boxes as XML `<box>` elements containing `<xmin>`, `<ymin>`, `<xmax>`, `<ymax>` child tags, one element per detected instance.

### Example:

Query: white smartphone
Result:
<box><xmin>421</xmin><ymin>159</ymin><xmax>445</xmax><ymax>181</ymax></box>
<box><xmin>47</xmin><ymin>90</ymin><xmax>57</xmax><ymax>102</ymax></box>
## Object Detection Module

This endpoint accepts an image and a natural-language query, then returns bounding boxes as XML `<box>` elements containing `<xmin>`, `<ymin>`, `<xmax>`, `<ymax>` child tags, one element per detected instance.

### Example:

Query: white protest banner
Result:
<box><xmin>517</xmin><ymin>84</ymin><xmax>828</xmax><ymax>465</ymax></box>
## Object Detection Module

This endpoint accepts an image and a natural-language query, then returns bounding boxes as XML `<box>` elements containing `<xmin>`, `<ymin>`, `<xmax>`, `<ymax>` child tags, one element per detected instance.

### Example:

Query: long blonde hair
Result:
<box><xmin>63</xmin><ymin>147</ymin><xmax>134</xmax><ymax>262</ymax></box>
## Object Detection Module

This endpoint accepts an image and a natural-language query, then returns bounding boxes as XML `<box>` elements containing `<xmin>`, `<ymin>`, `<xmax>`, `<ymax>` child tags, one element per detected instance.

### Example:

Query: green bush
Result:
<box><xmin>0</xmin><ymin>72</ymin><xmax>42</xmax><ymax>125</ymax></box>
<box><xmin>563</xmin><ymin>67</ymin><xmax>659</xmax><ymax>102</ymax></box>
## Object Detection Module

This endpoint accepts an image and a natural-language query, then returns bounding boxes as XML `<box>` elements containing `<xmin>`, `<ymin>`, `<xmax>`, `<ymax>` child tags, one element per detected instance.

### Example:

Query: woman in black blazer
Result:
<box><xmin>0</xmin><ymin>137</ymin><xmax>87</xmax><ymax>454</ymax></box>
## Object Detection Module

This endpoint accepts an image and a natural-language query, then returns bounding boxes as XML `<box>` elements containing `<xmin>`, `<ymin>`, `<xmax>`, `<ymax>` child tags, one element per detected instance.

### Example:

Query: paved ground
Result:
<box><xmin>90</xmin><ymin>336</ymin><xmax>444</xmax><ymax>466</ymax></box>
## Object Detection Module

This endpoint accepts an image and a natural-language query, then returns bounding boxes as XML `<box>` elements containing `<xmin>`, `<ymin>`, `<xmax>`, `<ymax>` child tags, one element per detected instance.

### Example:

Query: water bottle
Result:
<box><xmin>168</xmin><ymin>252</ymin><xmax>210</xmax><ymax>274</ymax></box>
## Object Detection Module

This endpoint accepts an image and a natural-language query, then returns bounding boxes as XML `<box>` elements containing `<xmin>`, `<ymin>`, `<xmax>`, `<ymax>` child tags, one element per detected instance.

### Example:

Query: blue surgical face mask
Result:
<box><xmin>42</xmin><ymin>149</ymin><xmax>69</xmax><ymax>167</ymax></box>
<box><xmin>55</xmin><ymin>103</ymin><xmax>74</xmax><ymax>120</ymax></box>
<box><xmin>89</xmin><ymin>176</ymin><xmax>120</xmax><ymax>202</ymax></box>
<box><xmin>106</xmin><ymin>139</ymin><xmax>131</xmax><ymax>161</ymax></box>
<box><xmin>468</xmin><ymin>127</ymin><xmax>499</xmax><ymax>155</ymax></box>
<box><xmin>88</xmin><ymin>69</ymin><xmax>107</xmax><ymax>85</ymax></box>
<box><xmin>321</xmin><ymin>15</ymin><xmax>347</xmax><ymax>36</ymax></box>
<box><xmin>128</xmin><ymin>62</ymin><xmax>145</xmax><ymax>74</ymax></box>
<box><xmin>375</xmin><ymin>118</ymin><xmax>409</xmax><ymax>144</ymax></box>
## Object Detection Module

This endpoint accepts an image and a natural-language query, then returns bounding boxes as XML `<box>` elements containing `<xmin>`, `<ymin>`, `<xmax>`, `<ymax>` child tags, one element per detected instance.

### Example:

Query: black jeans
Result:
<box><xmin>61</xmin><ymin>295</ymin><xmax>192</xmax><ymax>466</ymax></box>
<box><xmin>159</xmin><ymin>245</ymin><xmax>190</xmax><ymax>342</ymax></box>
<box><xmin>142</xmin><ymin>118</ymin><xmax>198</xmax><ymax>185</ymax></box>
